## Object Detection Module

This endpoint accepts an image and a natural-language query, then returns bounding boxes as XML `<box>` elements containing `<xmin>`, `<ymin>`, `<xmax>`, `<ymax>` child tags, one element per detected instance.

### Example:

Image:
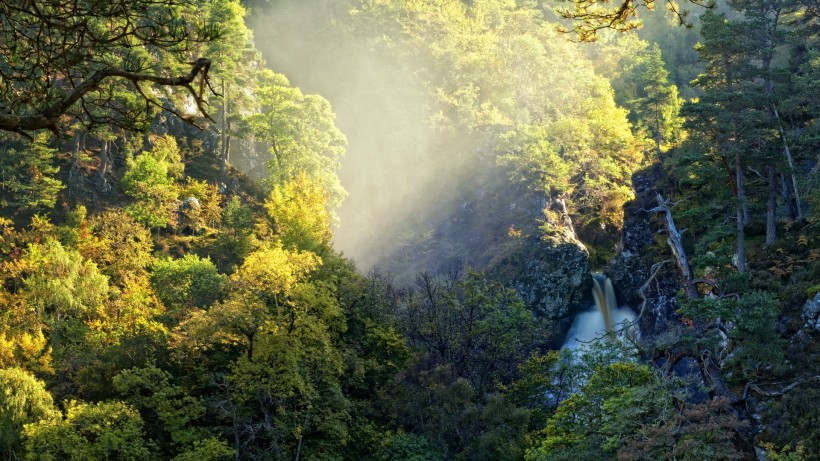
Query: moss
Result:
<box><xmin>586</xmin><ymin>244</ymin><xmax>616</xmax><ymax>270</ymax></box>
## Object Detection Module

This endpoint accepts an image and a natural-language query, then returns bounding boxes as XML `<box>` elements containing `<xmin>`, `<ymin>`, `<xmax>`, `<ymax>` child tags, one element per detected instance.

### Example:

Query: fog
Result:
<box><xmin>248</xmin><ymin>1</ymin><xmax>468</xmax><ymax>270</ymax></box>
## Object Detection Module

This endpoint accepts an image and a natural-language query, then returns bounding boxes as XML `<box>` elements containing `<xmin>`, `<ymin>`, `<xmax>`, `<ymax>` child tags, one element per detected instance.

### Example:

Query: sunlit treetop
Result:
<box><xmin>558</xmin><ymin>0</ymin><xmax>715</xmax><ymax>41</ymax></box>
<box><xmin>0</xmin><ymin>0</ymin><xmax>228</xmax><ymax>136</ymax></box>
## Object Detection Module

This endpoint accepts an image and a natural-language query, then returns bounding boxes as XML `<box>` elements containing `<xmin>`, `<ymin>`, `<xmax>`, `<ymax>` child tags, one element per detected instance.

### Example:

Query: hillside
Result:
<box><xmin>0</xmin><ymin>0</ymin><xmax>818</xmax><ymax>460</ymax></box>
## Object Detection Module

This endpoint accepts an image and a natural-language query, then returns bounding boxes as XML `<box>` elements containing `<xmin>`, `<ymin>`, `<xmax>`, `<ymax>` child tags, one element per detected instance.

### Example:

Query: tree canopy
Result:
<box><xmin>0</xmin><ymin>0</ymin><xmax>222</xmax><ymax>135</ymax></box>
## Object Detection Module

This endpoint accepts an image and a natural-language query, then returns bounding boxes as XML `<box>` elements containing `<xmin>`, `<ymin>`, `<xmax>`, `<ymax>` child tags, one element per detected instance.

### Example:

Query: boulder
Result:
<box><xmin>801</xmin><ymin>293</ymin><xmax>820</xmax><ymax>332</ymax></box>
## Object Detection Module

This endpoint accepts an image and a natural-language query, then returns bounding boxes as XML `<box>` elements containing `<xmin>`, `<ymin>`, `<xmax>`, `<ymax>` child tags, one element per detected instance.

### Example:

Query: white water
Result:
<box><xmin>563</xmin><ymin>274</ymin><xmax>636</xmax><ymax>349</ymax></box>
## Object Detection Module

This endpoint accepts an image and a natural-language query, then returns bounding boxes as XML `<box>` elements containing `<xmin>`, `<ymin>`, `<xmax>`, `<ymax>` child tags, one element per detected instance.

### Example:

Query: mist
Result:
<box><xmin>243</xmin><ymin>1</ymin><xmax>660</xmax><ymax>281</ymax></box>
<box><xmin>248</xmin><ymin>1</ymin><xmax>471</xmax><ymax>271</ymax></box>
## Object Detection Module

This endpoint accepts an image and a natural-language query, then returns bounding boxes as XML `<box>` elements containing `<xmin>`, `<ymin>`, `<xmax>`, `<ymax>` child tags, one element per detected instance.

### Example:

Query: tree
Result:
<box><xmin>212</xmin><ymin>196</ymin><xmax>257</xmax><ymax>271</ymax></box>
<box><xmin>78</xmin><ymin>210</ymin><xmax>155</xmax><ymax>286</ymax></box>
<box><xmin>525</xmin><ymin>362</ymin><xmax>668</xmax><ymax>461</ymax></box>
<box><xmin>497</xmin><ymin>84</ymin><xmax>642</xmax><ymax>244</ymax></box>
<box><xmin>558</xmin><ymin>0</ymin><xmax>716</xmax><ymax>41</ymax></box>
<box><xmin>171</xmin><ymin>245</ymin><xmax>354</xmax><ymax>459</ymax></box>
<box><xmin>121</xmin><ymin>135</ymin><xmax>183</xmax><ymax>229</ymax></box>
<box><xmin>0</xmin><ymin>368</ymin><xmax>59</xmax><ymax>459</ymax></box>
<box><xmin>265</xmin><ymin>172</ymin><xmax>334</xmax><ymax>252</ymax></box>
<box><xmin>683</xmin><ymin>12</ymin><xmax>769</xmax><ymax>273</ymax></box>
<box><xmin>179</xmin><ymin>178</ymin><xmax>223</xmax><ymax>232</ymax></box>
<box><xmin>23</xmin><ymin>400</ymin><xmax>155</xmax><ymax>460</ymax></box>
<box><xmin>615</xmin><ymin>44</ymin><xmax>683</xmax><ymax>157</ymax></box>
<box><xmin>401</xmin><ymin>272</ymin><xmax>545</xmax><ymax>395</ymax></box>
<box><xmin>617</xmin><ymin>398</ymin><xmax>747</xmax><ymax>460</ymax></box>
<box><xmin>113</xmin><ymin>365</ymin><xmax>231</xmax><ymax>458</ymax></box>
<box><xmin>202</xmin><ymin>0</ymin><xmax>259</xmax><ymax>178</ymax></box>
<box><xmin>0</xmin><ymin>134</ymin><xmax>64</xmax><ymax>220</ymax></box>
<box><xmin>0</xmin><ymin>0</ymin><xmax>219</xmax><ymax>135</ymax></box>
<box><xmin>22</xmin><ymin>239</ymin><xmax>110</xmax><ymax>347</ymax></box>
<box><xmin>151</xmin><ymin>254</ymin><xmax>226</xmax><ymax>319</ymax></box>
<box><xmin>248</xmin><ymin>70</ymin><xmax>347</xmax><ymax>209</ymax></box>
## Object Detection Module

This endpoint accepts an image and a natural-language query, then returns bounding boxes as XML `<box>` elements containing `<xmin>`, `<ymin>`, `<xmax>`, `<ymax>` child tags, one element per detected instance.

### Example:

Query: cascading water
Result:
<box><xmin>563</xmin><ymin>273</ymin><xmax>636</xmax><ymax>349</ymax></box>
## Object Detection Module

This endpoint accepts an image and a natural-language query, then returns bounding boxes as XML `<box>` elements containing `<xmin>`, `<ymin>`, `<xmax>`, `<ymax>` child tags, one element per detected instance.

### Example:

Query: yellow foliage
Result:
<box><xmin>0</xmin><ymin>332</ymin><xmax>14</xmax><ymax>365</ymax></box>
<box><xmin>265</xmin><ymin>172</ymin><xmax>334</xmax><ymax>251</ymax></box>
<box><xmin>0</xmin><ymin>330</ymin><xmax>53</xmax><ymax>374</ymax></box>
<box><xmin>232</xmin><ymin>244</ymin><xmax>321</xmax><ymax>297</ymax></box>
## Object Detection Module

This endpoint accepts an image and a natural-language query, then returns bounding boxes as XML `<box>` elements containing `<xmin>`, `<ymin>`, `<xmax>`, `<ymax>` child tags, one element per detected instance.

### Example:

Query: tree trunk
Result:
<box><xmin>703</xmin><ymin>354</ymin><xmax>733</xmax><ymax>399</ymax></box>
<box><xmin>220</xmin><ymin>80</ymin><xmax>229</xmax><ymax>179</ymax></box>
<box><xmin>773</xmin><ymin>106</ymin><xmax>803</xmax><ymax>221</ymax></box>
<box><xmin>652</xmin><ymin>193</ymin><xmax>698</xmax><ymax>299</ymax></box>
<box><xmin>654</xmin><ymin>101</ymin><xmax>662</xmax><ymax>158</ymax></box>
<box><xmin>69</xmin><ymin>131</ymin><xmax>85</xmax><ymax>196</ymax></box>
<box><xmin>98</xmin><ymin>139</ymin><xmax>112</xmax><ymax>191</ymax></box>
<box><xmin>721</xmin><ymin>156</ymin><xmax>738</xmax><ymax>197</ymax></box>
<box><xmin>766</xmin><ymin>165</ymin><xmax>777</xmax><ymax>245</ymax></box>
<box><xmin>781</xmin><ymin>174</ymin><xmax>797</xmax><ymax>221</ymax></box>
<box><xmin>736</xmin><ymin>152</ymin><xmax>747</xmax><ymax>273</ymax></box>
<box><xmin>99</xmin><ymin>139</ymin><xmax>108</xmax><ymax>178</ymax></box>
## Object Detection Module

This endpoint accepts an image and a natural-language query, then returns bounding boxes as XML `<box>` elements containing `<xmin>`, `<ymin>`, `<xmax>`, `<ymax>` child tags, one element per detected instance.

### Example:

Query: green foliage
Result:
<box><xmin>376</xmin><ymin>432</ymin><xmax>445</xmax><ymax>461</ymax></box>
<box><xmin>504</xmin><ymin>350</ymin><xmax>581</xmax><ymax>429</ymax></box>
<box><xmin>121</xmin><ymin>136</ymin><xmax>182</xmax><ymax>229</ymax></box>
<box><xmin>113</xmin><ymin>364</ymin><xmax>215</xmax><ymax>453</ymax></box>
<box><xmin>728</xmin><ymin>291</ymin><xmax>783</xmax><ymax>377</ymax></box>
<box><xmin>611</xmin><ymin>43</ymin><xmax>684</xmax><ymax>156</ymax></box>
<box><xmin>618</xmin><ymin>398</ymin><xmax>747</xmax><ymax>460</ymax></box>
<box><xmin>22</xmin><ymin>239</ymin><xmax>110</xmax><ymax>345</ymax></box>
<box><xmin>401</xmin><ymin>271</ymin><xmax>545</xmax><ymax>395</ymax></box>
<box><xmin>151</xmin><ymin>254</ymin><xmax>225</xmax><ymax>316</ymax></box>
<box><xmin>171</xmin><ymin>438</ymin><xmax>234</xmax><ymax>461</ymax></box>
<box><xmin>763</xmin><ymin>383</ymin><xmax>820</xmax><ymax>460</ymax></box>
<box><xmin>678</xmin><ymin>291</ymin><xmax>783</xmax><ymax>380</ymax></box>
<box><xmin>388</xmin><ymin>365</ymin><xmax>477</xmax><ymax>452</ymax></box>
<box><xmin>0</xmin><ymin>368</ymin><xmax>59</xmax><ymax>458</ymax></box>
<box><xmin>178</xmin><ymin>178</ymin><xmax>222</xmax><ymax>232</ymax></box>
<box><xmin>0</xmin><ymin>134</ymin><xmax>63</xmax><ymax>220</ymax></box>
<box><xmin>79</xmin><ymin>210</ymin><xmax>155</xmax><ymax>285</ymax></box>
<box><xmin>0</xmin><ymin>0</ymin><xmax>232</xmax><ymax>133</ymax></box>
<box><xmin>526</xmin><ymin>362</ymin><xmax>669</xmax><ymax>461</ymax></box>
<box><xmin>0</xmin><ymin>1</ymin><xmax>817</xmax><ymax>459</ymax></box>
<box><xmin>759</xmin><ymin>443</ymin><xmax>808</xmax><ymax>461</ymax></box>
<box><xmin>497</xmin><ymin>81</ymin><xmax>642</xmax><ymax>242</ymax></box>
<box><xmin>249</xmin><ymin>69</ymin><xmax>347</xmax><ymax>209</ymax></box>
<box><xmin>23</xmin><ymin>400</ymin><xmax>155</xmax><ymax>461</ymax></box>
<box><xmin>458</xmin><ymin>393</ymin><xmax>530</xmax><ymax>461</ymax></box>
<box><xmin>210</xmin><ymin>196</ymin><xmax>257</xmax><ymax>271</ymax></box>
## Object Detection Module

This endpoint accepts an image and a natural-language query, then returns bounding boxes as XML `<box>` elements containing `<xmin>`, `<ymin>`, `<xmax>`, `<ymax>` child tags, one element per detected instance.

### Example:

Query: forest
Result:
<box><xmin>0</xmin><ymin>0</ymin><xmax>817</xmax><ymax>460</ymax></box>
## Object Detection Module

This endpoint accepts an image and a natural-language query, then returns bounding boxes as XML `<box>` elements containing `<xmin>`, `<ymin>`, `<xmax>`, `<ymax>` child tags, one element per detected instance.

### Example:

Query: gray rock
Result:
<box><xmin>801</xmin><ymin>293</ymin><xmax>820</xmax><ymax>332</ymax></box>
<box><xmin>490</xmin><ymin>236</ymin><xmax>591</xmax><ymax>331</ymax></box>
<box><xmin>606</xmin><ymin>249</ymin><xmax>647</xmax><ymax>307</ymax></box>
<box><xmin>606</xmin><ymin>167</ymin><xmax>684</xmax><ymax>340</ymax></box>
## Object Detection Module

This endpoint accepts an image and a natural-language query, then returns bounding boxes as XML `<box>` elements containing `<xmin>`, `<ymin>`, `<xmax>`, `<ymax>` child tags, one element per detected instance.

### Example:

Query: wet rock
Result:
<box><xmin>606</xmin><ymin>249</ymin><xmax>646</xmax><ymax>307</ymax></box>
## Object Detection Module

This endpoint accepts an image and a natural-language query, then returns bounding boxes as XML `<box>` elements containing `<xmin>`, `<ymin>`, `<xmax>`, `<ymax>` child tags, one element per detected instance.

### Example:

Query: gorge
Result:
<box><xmin>0</xmin><ymin>0</ymin><xmax>817</xmax><ymax>460</ymax></box>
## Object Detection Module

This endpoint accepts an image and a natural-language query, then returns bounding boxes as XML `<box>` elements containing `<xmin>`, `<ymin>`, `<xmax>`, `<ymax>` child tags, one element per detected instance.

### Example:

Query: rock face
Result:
<box><xmin>802</xmin><ymin>293</ymin><xmax>820</xmax><ymax>332</ymax></box>
<box><xmin>489</xmin><ymin>209</ymin><xmax>592</xmax><ymax>338</ymax></box>
<box><xmin>606</xmin><ymin>165</ymin><xmax>681</xmax><ymax>339</ymax></box>
<box><xmin>509</xmin><ymin>239</ymin><xmax>590</xmax><ymax>320</ymax></box>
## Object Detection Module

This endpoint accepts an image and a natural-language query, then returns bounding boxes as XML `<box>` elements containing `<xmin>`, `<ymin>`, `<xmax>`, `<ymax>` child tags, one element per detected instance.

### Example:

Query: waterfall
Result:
<box><xmin>563</xmin><ymin>274</ymin><xmax>635</xmax><ymax>349</ymax></box>
<box><xmin>591</xmin><ymin>274</ymin><xmax>617</xmax><ymax>332</ymax></box>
